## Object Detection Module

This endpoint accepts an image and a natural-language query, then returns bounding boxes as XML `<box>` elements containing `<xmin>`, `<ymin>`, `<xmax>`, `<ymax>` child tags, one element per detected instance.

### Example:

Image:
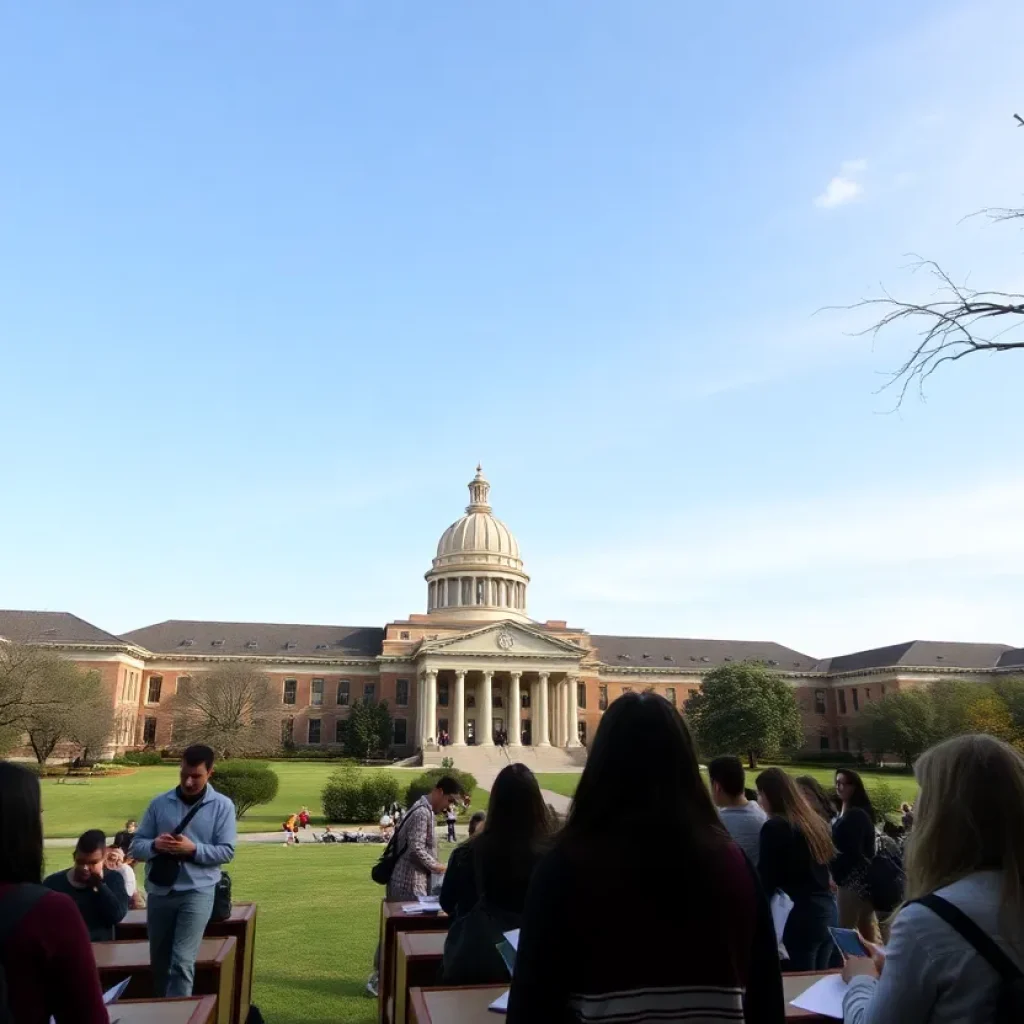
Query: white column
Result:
<box><xmin>567</xmin><ymin>676</ymin><xmax>581</xmax><ymax>747</ymax></box>
<box><xmin>417</xmin><ymin>675</ymin><xmax>426</xmax><ymax>747</ymax></box>
<box><xmin>480</xmin><ymin>670</ymin><xmax>494</xmax><ymax>745</ymax></box>
<box><xmin>537</xmin><ymin>672</ymin><xmax>551</xmax><ymax>746</ymax></box>
<box><xmin>426</xmin><ymin>671</ymin><xmax>437</xmax><ymax>747</ymax></box>
<box><xmin>509</xmin><ymin>672</ymin><xmax>522</xmax><ymax>745</ymax></box>
<box><xmin>554</xmin><ymin>678</ymin><xmax>564</xmax><ymax>746</ymax></box>
<box><xmin>453</xmin><ymin>670</ymin><xmax>466</xmax><ymax>746</ymax></box>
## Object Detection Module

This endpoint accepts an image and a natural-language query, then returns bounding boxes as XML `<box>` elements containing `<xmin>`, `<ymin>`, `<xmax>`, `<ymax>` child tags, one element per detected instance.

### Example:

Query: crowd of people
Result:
<box><xmin>370</xmin><ymin>690</ymin><xmax>1024</xmax><ymax>1023</ymax></box>
<box><xmin>0</xmin><ymin>743</ymin><xmax>235</xmax><ymax>1022</ymax></box>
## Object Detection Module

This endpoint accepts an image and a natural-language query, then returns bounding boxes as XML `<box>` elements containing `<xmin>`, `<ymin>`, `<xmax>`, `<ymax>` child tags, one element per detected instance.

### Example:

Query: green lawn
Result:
<box><xmin>537</xmin><ymin>765</ymin><xmax>919</xmax><ymax>804</ymax></box>
<box><xmin>40</xmin><ymin>763</ymin><xmax>488</xmax><ymax>838</ymax></box>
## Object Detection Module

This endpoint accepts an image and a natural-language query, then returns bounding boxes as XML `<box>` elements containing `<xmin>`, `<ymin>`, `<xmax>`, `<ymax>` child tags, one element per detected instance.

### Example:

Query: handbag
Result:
<box><xmin>441</xmin><ymin>847</ymin><xmax>522</xmax><ymax>986</ymax></box>
<box><xmin>371</xmin><ymin>809</ymin><xmax>418</xmax><ymax>886</ymax></box>
<box><xmin>210</xmin><ymin>871</ymin><xmax>232</xmax><ymax>922</ymax></box>
<box><xmin>147</xmin><ymin>797</ymin><xmax>208</xmax><ymax>888</ymax></box>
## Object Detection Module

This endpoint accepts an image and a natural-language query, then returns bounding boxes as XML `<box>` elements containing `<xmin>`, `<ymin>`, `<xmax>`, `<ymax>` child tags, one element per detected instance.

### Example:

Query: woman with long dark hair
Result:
<box><xmin>440</xmin><ymin>763</ymin><xmax>552</xmax><ymax>983</ymax></box>
<box><xmin>507</xmin><ymin>693</ymin><xmax>784</xmax><ymax>1023</ymax></box>
<box><xmin>796</xmin><ymin>775</ymin><xmax>841</xmax><ymax>823</ymax></box>
<box><xmin>0</xmin><ymin>761</ymin><xmax>107</xmax><ymax>1022</ymax></box>
<box><xmin>833</xmin><ymin>769</ymin><xmax>881</xmax><ymax>942</ymax></box>
<box><xmin>756</xmin><ymin>769</ymin><xmax>837</xmax><ymax>971</ymax></box>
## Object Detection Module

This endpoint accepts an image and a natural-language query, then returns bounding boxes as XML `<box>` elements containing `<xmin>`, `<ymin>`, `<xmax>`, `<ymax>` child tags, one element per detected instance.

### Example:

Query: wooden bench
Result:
<box><xmin>407</xmin><ymin>973</ymin><xmax>846</xmax><ymax>1023</ymax></box>
<box><xmin>395</xmin><ymin>931</ymin><xmax>446</xmax><ymax>1024</ymax></box>
<box><xmin>379</xmin><ymin>903</ymin><xmax>449</xmax><ymax>1024</ymax></box>
<box><xmin>93</xmin><ymin>936</ymin><xmax>236</xmax><ymax>1024</ymax></box>
<box><xmin>109</xmin><ymin>996</ymin><xmax>218</xmax><ymax>1024</ymax></box>
<box><xmin>116</xmin><ymin>902</ymin><xmax>257</xmax><ymax>1024</ymax></box>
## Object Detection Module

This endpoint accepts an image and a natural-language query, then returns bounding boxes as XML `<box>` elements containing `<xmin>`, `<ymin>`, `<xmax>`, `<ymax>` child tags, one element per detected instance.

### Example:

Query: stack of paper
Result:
<box><xmin>400</xmin><ymin>897</ymin><xmax>441</xmax><ymax>914</ymax></box>
<box><xmin>789</xmin><ymin>975</ymin><xmax>848</xmax><ymax>1020</ymax></box>
<box><xmin>488</xmin><ymin>990</ymin><xmax>509</xmax><ymax>1014</ymax></box>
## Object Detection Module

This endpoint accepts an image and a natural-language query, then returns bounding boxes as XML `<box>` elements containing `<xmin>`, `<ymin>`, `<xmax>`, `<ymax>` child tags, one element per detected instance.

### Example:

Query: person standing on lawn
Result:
<box><xmin>131</xmin><ymin>744</ymin><xmax>236</xmax><ymax>998</ymax></box>
<box><xmin>366</xmin><ymin>774</ymin><xmax>463</xmax><ymax>997</ymax></box>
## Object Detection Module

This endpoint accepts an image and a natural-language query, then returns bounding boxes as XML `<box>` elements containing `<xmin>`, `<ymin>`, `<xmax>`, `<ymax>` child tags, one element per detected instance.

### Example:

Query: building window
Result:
<box><xmin>438</xmin><ymin>680</ymin><xmax>449</xmax><ymax>707</ymax></box>
<box><xmin>176</xmin><ymin>675</ymin><xmax>190</xmax><ymax>694</ymax></box>
<box><xmin>521</xmin><ymin>690</ymin><xmax>531</xmax><ymax>709</ymax></box>
<box><xmin>865</xmin><ymin>688</ymin><xmax>871</xmax><ymax>701</ymax></box>
<box><xmin>283</xmin><ymin>679</ymin><xmax>297</xmax><ymax>705</ymax></box>
<box><xmin>146</xmin><ymin>677</ymin><xmax>163</xmax><ymax>704</ymax></box>
<box><xmin>308</xmin><ymin>719</ymin><xmax>321</xmax><ymax>744</ymax></box>
<box><xmin>281</xmin><ymin>717</ymin><xmax>294</xmax><ymax>746</ymax></box>
<box><xmin>598</xmin><ymin>685</ymin><xmax>608</xmax><ymax>711</ymax></box>
<box><xmin>494</xmin><ymin>693</ymin><xmax>504</xmax><ymax>709</ymax></box>
<box><xmin>476</xmin><ymin>579</ymin><xmax>485</xmax><ymax>605</ymax></box>
<box><xmin>837</xmin><ymin>690</ymin><xmax>847</xmax><ymax>714</ymax></box>
<box><xmin>364</xmin><ymin>683</ymin><xmax>376</xmax><ymax>701</ymax></box>
<box><xmin>466</xmin><ymin>693</ymin><xmax>476</xmax><ymax>708</ymax></box>
<box><xmin>814</xmin><ymin>689</ymin><xmax>826</xmax><ymax>714</ymax></box>
<box><xmin>311</xmin><ymin>678</ymin><xmax>324</xmax><ymax>706</ymax></box>
<box><xmin>819</xmin><ymin>732</ymin><xmax>830</xmax><ymax>751</ymax></box>
<box><xmin>142</xmin><ymin>717</ymin><xmax>157</xmax><ymax>745</ymax></box>
<box><xmin>577</xmin><ymin>681</ymin><xmax>587</xmax><ymax>709</ymax></box>
<box><xmin>666</xmin><ymin>687</ymin><xmax>676</xmax><ymax>707</ymax></box>
<box><xmin>880</xmin><ymin>684</ymin><xmax>886</xmax><ymax>696</ymax></box>
<box><xmin>396</xmin><ymin>679</ymin><xmax>409</xmax><ymax>707</ymax></box>
<box><xmin>622</xmin><ymin>686</ymin><xmax>633</xmax><ymax>695</ymax></box>
<box><xmin>337</xmin><ymin>680</ymin><xmax>350</xmax><ymax>706</ymax></box>
<box><xmin>394</xmin><ymin>718</ymin><xmax>408</xmax><ymax>745</ymax></box>
<box><xmin>399</xmin><ymin>630</ymin><xmax>410</xmax><ymax>640</ymax></box>
<box><xmin>842</xmin><ymin>726</ymin><xmax>850</xmax><ymax>751</ymax></box>
<box><xmin>852</xmin><ymin>688</ymin><xmax>860</xmax><ymax>712</ymax></box>
<box><xmin>578</xmin><ymin>721</ymin><xmax>587</xmax><ymax>746</ymax></box>
<box><xmin>335</xmin><ymin>719</ymin><xmax>345</xmax><ymax>744</ymax></box>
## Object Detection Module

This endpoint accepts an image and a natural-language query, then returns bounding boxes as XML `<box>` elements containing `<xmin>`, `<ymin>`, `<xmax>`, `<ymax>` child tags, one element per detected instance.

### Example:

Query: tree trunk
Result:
<box><xmin>748</xmin><ymin>750</ymin><xmax>758</xmax><ymax>770</ymax></box>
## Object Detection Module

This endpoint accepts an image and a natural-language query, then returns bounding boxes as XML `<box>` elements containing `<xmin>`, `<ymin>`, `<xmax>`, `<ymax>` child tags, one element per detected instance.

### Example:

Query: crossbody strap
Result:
<box><xmin>913</xmin><ymin>894</ymin><xmax>1024</xmax><ymax>983</ymax></box>
<box><xmin>172</xmin><ymin>796</ymin><xmax>208</xmax><ymax>835</ymax></box>
<box><xmin>383</xmin><ymin>804</ymin><xmax>418</xmax><ymax>858</ymax></box>
<box><xmin>0</xmin><ymin>885</ymin><xmax>48</xmax><ymax>945</ymax></box>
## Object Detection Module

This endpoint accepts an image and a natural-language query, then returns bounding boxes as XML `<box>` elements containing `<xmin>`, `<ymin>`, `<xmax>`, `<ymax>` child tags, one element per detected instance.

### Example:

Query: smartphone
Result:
<box><xmin>829</xmin><ymin>927</ymin><xmax>869</xmax><ymax>958</ymax></box>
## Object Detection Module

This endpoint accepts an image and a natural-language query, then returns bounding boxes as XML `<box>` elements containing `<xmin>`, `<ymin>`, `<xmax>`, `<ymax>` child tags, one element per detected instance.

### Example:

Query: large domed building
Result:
<box><xmin>2</xmin><ymin>467</ymin><xmax>1022</xmax><ymax>767</ymax></box>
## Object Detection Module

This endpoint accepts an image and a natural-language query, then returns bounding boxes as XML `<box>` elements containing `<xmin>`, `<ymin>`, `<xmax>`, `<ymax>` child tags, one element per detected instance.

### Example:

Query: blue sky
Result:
<box><xmin>2</xmin><ymin>1</ymin><xmax>1023</xmax><ymax>656</ymax></box>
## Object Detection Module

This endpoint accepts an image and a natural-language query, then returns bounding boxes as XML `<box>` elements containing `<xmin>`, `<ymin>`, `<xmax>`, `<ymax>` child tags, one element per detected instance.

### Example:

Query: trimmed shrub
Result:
<box><xmin>404</xmin><ymin>768</ymin><xmax>477</xmax><ymax>811</ymax></box>
<box><xmin>113</xmin><ymin>751</ymin><xmax>165</xmax><ymax>767</ymax></box>
<box><xmin>865</xmin><ymin>780</ymin><xmax>902</xmax><ymax>824</ymax></box>
<box><xmin>322</xmin><ymin>767</ymin><xmax>401</xmax><ymax>824</ymax></box>
<box><xmin>214</xmin><ymin>761</ymin><xmax>280</xmax><ymax>819</ymax></box>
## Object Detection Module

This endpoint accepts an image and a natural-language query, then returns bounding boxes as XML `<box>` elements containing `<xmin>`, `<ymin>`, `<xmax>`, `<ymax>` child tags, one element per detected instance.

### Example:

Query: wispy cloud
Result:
<box><xmin>814</xmin><ymin>159</ymin><xmax>867</xmax><ymax>208</ymax></box>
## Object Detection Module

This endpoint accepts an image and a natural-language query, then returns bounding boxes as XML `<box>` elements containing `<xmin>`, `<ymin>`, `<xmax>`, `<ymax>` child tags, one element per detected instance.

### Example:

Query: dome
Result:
<box><xmin>424</xmin><ymin>467</ymin><xmax>530</xmax><ymax>623</ymax></box>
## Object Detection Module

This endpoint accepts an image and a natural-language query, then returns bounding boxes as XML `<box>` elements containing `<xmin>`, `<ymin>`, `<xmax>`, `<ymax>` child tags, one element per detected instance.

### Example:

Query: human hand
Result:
<box><xmin>172</xmin><ymin>834</ymin><xmax>197</xmax><ymax>855</ymax></box>
<box><xmin>859</xmin><ymin>935</ymin><xmax>886</xmax><ymax>975</ymax></box>
<box><xmin>842</xmin><ymin>956</ymin><xmax>879</xmax><ymax>982</ymax></box>
<box><xmin>154</xmin><ymin>833</ymin><xmax>179</xmax><ymax>853</ymax></box>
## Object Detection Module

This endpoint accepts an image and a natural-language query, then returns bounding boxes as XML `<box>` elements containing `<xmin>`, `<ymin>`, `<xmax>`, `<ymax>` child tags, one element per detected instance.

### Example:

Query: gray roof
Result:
<box><xmin>819</xmin><ymin>641</ymin><xmax>1014</xmax><ymax>674</ymax></box>
<box><xmin>591</xmin><ymin>634</ymin><xmax>818</xmax><ymax>672</ymax></box>
<box><xmin>121</xmin><ymin>619</ymin><xmax>384</xmax><ymax>659</ymax></box>
<box><xmin>997</xmin><ymin>648</ymin><xmax>1024</xmax><ymax>670</ymax></box>
<box><xmin>0</xmin><ymin>610</ymin><xmax>126</xmax><ymax>646</ymax></box>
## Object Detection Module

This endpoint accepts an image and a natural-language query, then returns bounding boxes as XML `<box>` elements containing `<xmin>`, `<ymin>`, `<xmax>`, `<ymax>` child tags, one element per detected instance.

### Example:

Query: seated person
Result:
<box><xmin>321</xmin><ymin>827</ymin><xmax>338</xmax><ymax>843</ymax></box>
<box><xmin>468</xmin><ymin>811</ymin><xmax>486</xmax><ymax>837</ymax></box>
<box><xmin>104</xmin><ymin>845</ymin><xmax>138</xmax><ymax>905</ymax></box>
<box><xmin>111</xmin><ymin>819</ymin><xmax>137</xmax><ymax>858</ymax></box>
<box><xmin>44</xmin><ymin>829</ymin><xmax>129</xmax><ymax>940</ymax></box>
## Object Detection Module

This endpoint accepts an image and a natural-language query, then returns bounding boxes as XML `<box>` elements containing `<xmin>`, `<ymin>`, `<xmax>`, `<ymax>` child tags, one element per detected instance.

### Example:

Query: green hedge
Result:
<box><xmin>322</xmin><ymin>767</ymin><xmax>401</xmax><ymax>824</ymax></box>
<box><xmin>214</xmin><ymin>761</ymin><xmax>280</xmax><ymax>819</ymax></box>
<box><xmin>404</xmin><ymin>768</ymin><xmax>477</xmax><ymax>810</ymax></box>
<box><xmin>865</xmin><ymin>780</ymin><xmax>902</xmax><ymax>824</ymax></box>
<box><xmin>112</xmin><ymin>751</ymin><xmax>165</xmax><ymax>766</ymax></box>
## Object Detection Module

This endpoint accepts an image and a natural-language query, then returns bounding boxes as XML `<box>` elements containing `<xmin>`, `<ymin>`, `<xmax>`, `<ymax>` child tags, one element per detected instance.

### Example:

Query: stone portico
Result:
<box><xmin>412</xmin><ymin>621</ymin><xmax>584</xmax><ymax>750</ymax></box>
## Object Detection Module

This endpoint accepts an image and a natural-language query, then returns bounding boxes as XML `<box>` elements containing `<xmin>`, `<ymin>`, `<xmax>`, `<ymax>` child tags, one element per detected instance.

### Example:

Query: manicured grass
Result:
<box><xmin>537</xmin><ymin>765</ymin><xmax>919</xmax><ymax>804</ymax></box>
<box><xmin>40</xmin><ymin>763</ymin><xmax>488</xmax><ymax>838</ymax></box>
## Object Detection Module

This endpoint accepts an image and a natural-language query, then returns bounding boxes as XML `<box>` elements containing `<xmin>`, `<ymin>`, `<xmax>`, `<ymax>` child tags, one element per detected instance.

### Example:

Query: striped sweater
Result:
<box><xmin>507</xmin><ymin>840</ymin><xmax>784</xmax><ymax>1023</ymax></box>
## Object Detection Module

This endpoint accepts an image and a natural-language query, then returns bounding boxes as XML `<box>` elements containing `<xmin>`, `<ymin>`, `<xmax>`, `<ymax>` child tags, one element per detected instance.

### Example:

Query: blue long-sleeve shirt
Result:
<box><xmin>131</xmin><ymin>784</ymin><xmax>236</xmax><ymax>895</ymax></box>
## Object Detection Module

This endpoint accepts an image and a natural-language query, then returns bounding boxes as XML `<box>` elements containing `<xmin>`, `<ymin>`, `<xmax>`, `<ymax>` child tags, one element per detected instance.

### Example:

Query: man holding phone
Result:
<box><xmin>131</xmin><ymin>744</ymin><xmax>236</xmax><ymax>997</ymax></box>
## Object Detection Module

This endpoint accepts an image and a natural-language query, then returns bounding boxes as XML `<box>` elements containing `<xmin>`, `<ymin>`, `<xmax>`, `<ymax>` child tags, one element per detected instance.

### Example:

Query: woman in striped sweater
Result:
<box><xmin>507</xmin><ymin>692</ymin><xmax>784</xmax><ymax>1023</ymax></box>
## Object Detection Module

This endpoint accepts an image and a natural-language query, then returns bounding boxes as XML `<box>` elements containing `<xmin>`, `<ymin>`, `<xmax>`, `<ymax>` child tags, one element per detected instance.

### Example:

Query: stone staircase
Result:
<box><xmin>421</xmin><ymin>743</ymin><xmax>586</xmax><ymax>777</ymax></box>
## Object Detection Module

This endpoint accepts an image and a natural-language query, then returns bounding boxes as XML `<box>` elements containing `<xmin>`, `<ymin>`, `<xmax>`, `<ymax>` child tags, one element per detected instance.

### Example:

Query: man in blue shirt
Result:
<box><xmin>131</xmin><ymin>744</ymin><xmax>236</xmax><ymax>997</ymax></box>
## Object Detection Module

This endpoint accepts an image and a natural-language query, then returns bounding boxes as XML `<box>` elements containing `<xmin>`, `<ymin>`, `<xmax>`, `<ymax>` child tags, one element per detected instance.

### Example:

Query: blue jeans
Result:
<box><xmin>147</xmin><ymin>887</ymin><xmax>215</xmax><ymax>997</ymax></box>
<box><xmin>783</xmin><ymin>894</ymin><xmax>836</xmax><ymax>973</ymax></box>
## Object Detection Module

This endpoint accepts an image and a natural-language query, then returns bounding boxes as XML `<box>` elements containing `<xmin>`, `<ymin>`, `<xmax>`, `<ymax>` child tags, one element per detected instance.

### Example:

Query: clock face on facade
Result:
<box><xmin>497</xmin><ymin>629</ymin><xmax>515</xmax><ymax>650</ymax></box>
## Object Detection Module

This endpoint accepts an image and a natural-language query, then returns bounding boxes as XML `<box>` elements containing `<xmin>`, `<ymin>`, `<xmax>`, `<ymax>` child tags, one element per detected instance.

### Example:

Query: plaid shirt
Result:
<box><xmin>387</xmin><ymin>797</ymin><xmax>443</xmax><ymax>900</ymax></box>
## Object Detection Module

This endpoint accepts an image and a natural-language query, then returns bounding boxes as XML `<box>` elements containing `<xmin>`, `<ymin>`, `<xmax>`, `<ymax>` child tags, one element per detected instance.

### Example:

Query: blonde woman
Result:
<box><xmin>756</xmin><ymin>768</ymin><xmax>837</xmax><ymax>970</ymax></box>
<box><xmin>843</xmin><ymin>734</ymin><xmax>1024</xmax><ymax>1023</ymax></box>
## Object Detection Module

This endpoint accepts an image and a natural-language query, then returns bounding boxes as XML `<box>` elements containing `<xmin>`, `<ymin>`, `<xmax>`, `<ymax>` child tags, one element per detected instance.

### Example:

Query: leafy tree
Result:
<box><xmin>322</xmin><ymin>765</ymin><xmax>400</xmax><ymax>823</ymax></box>
<box><xmin>213</xmin><ymin>761</ymin><xmax>280</xmax><ymax>819</ymax></box>
<box><xmin>965</xmin><ymin>691</ymin><xmax>1016</xmax><ymax>744</ymax></box>
<box><xmin>864</xmin><ymin>781</ymin><xmax>903</xmax><ymax>824</ymax></box>
<box><xmin>684</xmin><ymin>663</ymin><xmax>803</xmax><ymax>769</ymax></box>
<box><xmin>341</xmin><ymin>698</ymin><xmax>393</xmax><ymax>759</ymax></box>
<box><xmin>0</xmin><ymin>642</ymin><xmax>74</xmax><ymax>733</ymax></box>
<box><xmin>22</xmin><ymin>663</ymin><xmax>112</xmax><ymax>763</ymax></box>
<box><xmin>928</xmin><ymin>679</ymin><xmax>980</xmax><ymax>742</ymax></box>
<box><xmin>990</xmin><ymin>678</ymin><xmax>1024</xmax><ymax>748</ymax></box>
<box><xmin>169</xmin><ymin>664</ymin><xmax>280</xmax><ymax>758</ymax></box>
<box><xmin>857</xmin><ymin>690</ymin><xmax>935</xmax><ymax>766</ymax></box>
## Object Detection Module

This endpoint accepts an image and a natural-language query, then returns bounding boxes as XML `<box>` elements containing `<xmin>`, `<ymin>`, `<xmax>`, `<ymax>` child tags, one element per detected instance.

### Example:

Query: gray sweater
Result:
<box><xmin>843</xmin><ymin>870</ymin><xmax>1024</xmax><ymax>1024</ymax></box>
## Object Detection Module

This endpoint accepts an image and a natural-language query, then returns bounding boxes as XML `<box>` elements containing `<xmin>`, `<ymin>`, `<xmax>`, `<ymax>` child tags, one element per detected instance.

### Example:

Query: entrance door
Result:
<box><xmin>467</xmin><ymin>719</ymin><xmax>476</xmax><ymax>745</ymax></box>
<box><xmin>521</xmin><ymin>719</ymin><xmax>532</xmax><ymax>746</ymax></box>
<box><xmin>438</xmin><ymin>718</ymin><xmax>450</xmax><ymax>745</ymax></box>
<box><xmin>493</xmin><ymin>717</ymin><xmax>504</xmax><ymax>743</ymax></box>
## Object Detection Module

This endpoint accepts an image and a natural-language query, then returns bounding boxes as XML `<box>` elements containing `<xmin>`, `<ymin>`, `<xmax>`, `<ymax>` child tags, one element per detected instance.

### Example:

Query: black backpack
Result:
<box><xmin>912</xmin><ymin>894</ymin><xmax>1024</xmax><ymax>1024</ymax></box>
<box><xmin>0</xmin><ymin>885</ymin><xmax>48</xmax><ymax>1023</ymax></box>
<box><xmin>866</xmin><ymin>845</ymin><xmax>905</xmax><ymax>913</ymax></box>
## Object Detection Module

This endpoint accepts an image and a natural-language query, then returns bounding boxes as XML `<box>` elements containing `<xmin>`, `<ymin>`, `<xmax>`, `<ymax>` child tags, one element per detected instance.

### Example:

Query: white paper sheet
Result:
<box><xmin>400</xmin><ymin>902</ymin><xmax>438</xmax><ymax>914</ymax></box>
<box><xmin>488</xmin><ymin>989</ymin><xmax>509</xmax><ymax>1014</ymax></box>
<box><xmin>103</xmin><ymin>978</ymin><xmax>132</xmax><ymax>1004</ymax></box>
<box><xmin>789</xmin><ymin>974</ymin><xmax>848</xmax><ymax>1019</ymax></box>
<box><xmin>769</xmin><ymin>891</ymin><xmax>794</xmax><ymax>959</ymax></box>
<box><xmin>503</xmin><ymin>929</ymin><xmax>520</xmax><ymax>951</ymax></box>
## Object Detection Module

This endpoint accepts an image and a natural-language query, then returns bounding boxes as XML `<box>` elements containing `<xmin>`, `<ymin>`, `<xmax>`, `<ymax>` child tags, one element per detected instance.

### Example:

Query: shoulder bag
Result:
<box><xmin>370</xmin><ymin>806</ymin><xmax>418</xmax><ymax>886</ymax></box>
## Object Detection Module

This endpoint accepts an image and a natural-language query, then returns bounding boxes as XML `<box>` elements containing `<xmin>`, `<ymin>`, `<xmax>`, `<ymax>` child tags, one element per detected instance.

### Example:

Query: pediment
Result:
<box><xmin>418</xmin><ymin>621</ymin><xmax>582</xmax><ymax>660</ymax></box>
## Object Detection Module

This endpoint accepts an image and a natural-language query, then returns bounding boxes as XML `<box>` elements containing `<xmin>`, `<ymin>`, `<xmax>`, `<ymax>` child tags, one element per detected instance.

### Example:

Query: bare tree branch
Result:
<box><xmin>829</xmin><ymin>256</ymin><xmax>1024</xmax><ymax>407</ymax></box>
